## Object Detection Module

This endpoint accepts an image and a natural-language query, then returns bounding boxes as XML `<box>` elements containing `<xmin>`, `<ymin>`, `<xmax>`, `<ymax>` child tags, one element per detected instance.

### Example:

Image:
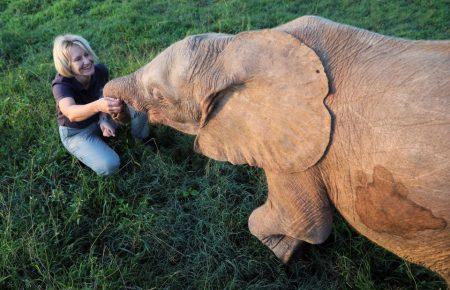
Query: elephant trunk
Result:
<box><xmin>103</xmin><ymin>72</ymin><xmax>147</xmax><ymax>123</ymax></box>
<box><xmin>103</xmin><ymin>72</ymin><xmax>146</xmax><ymax>111</ymax></box>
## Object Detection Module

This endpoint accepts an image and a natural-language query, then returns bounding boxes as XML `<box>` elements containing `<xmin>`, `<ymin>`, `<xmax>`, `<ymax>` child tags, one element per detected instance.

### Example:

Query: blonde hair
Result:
<box><xmin>52</xmin><ymin>34</ymin><xmax>98</xmax><ymax>77</ymax></box>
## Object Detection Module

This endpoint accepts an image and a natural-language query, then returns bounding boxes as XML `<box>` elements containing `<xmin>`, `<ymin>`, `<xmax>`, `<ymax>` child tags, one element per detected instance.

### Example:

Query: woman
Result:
<box><xmin>52</xmin><ymin>34</ymin><xmax>149</xmax><ymax>176</ymax></box>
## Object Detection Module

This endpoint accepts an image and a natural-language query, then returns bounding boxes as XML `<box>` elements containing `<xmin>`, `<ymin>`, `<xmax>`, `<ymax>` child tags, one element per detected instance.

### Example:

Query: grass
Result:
<box><xmin>0</xmin><ymin>0</ymin><xmax>448</xmax><ymax>289</ymax></box>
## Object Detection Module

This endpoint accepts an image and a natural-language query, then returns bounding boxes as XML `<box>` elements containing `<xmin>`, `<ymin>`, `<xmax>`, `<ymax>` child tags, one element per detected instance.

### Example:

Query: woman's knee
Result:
<box><xmin>94</xmin><ymin>154</ymin><xmax>120</xmax><ymax>176</ymax></box>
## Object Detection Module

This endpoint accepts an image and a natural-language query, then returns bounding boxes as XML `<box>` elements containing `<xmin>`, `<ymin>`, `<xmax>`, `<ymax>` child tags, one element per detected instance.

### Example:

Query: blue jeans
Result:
<box><xmin>59</xmin><ymin>108</ymin><xmax>149</xmax><ymax>176</ymax></box>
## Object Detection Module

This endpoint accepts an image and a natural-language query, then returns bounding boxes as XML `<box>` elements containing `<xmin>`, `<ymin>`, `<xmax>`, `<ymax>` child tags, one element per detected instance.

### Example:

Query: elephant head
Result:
<box><xmin>104</xmin><ymin>29</ymin><xmax>333</xmax><ymax>261</ymax></box>
<box><xmin>104</xmin><ymin>30</ymin><xmax>331</xmax><ymax>172</ymax></box>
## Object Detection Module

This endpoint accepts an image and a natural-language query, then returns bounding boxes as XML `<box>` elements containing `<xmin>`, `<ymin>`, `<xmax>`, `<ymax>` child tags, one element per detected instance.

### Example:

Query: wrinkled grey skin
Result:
<box><xmin>104</xmin><ymin>16</ymin><xmax>450</xmax><ymax>282</ymax></box>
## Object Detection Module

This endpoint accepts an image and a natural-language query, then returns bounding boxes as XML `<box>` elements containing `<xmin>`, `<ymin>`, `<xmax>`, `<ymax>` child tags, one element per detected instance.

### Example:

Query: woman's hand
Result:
<box><xmin>96</xmin><ymin>97</ymin><xmax>123</xmax><ymax>115</ymax></box>
<box><xmin>99</xmin><ymin>119</ymin><xmax>116</xmax><ymax>137</ymax></box>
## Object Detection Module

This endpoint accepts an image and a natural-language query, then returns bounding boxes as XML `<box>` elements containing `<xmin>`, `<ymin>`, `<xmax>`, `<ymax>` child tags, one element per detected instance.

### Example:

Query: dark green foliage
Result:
<box><xmin>0</xmin><ymin>0</ymin><xmax>448</xmax><ymax>288</ymax></box>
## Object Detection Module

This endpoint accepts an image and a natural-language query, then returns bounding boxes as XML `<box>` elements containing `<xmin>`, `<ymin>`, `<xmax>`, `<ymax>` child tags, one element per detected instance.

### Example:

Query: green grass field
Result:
<box><xmin>0</xmin><ymin>0</ymin><xmax>448</xmax><ymax>289</ymax></box>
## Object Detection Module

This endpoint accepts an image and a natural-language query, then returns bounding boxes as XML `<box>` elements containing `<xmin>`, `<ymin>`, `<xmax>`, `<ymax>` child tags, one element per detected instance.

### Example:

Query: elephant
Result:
<box><xmin>103</xmin><ymin>16</ymin><xmax>450</xmax><ymax>282</ymax></box>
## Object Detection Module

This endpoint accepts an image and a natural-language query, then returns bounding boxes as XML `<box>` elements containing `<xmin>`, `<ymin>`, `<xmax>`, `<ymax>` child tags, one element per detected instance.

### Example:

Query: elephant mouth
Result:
<box><xmin>150</xmin><ymin>112</ymin><xmax>199</xmax><ymax>135</ymax></box>
<box><xmin>166</xmin><ymin>120</ymin><xmax>199</xmax><ymax>135</ymax></box>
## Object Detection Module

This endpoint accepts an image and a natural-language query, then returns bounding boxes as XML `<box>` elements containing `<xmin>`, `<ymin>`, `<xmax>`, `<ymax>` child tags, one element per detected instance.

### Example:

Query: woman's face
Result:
<box><xmin>69</xmin><ymin>45</ymin><xmax>95</xmax><ymax>76</ymax></box>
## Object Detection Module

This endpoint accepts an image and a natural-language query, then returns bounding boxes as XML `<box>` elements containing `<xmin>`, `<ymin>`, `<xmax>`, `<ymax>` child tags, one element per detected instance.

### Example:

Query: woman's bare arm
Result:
<box><xmin>59</xmin><ymin>97</ymin><xmax>122</xmax><ymax>122</ymax></box>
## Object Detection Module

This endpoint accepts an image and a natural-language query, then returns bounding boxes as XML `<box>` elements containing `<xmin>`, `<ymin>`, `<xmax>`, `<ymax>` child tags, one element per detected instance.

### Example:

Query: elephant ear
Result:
<box><xmin>194</xmin><ymin>30</ymin><xmax>331</xmax><ymax>172</ymax></box>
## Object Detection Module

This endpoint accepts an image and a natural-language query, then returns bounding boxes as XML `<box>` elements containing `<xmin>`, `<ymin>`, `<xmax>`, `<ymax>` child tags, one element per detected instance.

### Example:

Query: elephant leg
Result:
<box><xmin>248</xmin><ymin>169</ymin><xmax>333</xmax><ymax>263</ymax></box>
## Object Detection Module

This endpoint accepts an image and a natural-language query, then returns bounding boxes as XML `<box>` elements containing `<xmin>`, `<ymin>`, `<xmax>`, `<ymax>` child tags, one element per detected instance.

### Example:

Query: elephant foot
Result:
<box><xmin>249</xmin><ymin>206</ymin><xmax>308</xmax><ymax>264</ymax></box>
<box><xmin>248</xmin><ymin>170</ymin><xmax>333</xmax><ymax>264</ymax></box>
<box><xmin>261</xmin><ymin>234</ymin><xmax>304</xmax><ymax>263</ymax></box>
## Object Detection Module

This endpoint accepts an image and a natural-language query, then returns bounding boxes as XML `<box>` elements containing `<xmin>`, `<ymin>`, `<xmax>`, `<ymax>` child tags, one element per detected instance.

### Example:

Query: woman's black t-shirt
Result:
<box><xmin>51</xmin><ymin>64</ymin><xmax>109</xmax><ymax>128</ymax></box>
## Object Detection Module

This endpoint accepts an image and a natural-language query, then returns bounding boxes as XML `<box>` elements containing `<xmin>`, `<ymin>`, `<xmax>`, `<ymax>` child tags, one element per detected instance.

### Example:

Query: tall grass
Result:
<box><xmin>0</xmin><ymin>0</ymin><xmax>448</xmax><ymax>288</ymax></box>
